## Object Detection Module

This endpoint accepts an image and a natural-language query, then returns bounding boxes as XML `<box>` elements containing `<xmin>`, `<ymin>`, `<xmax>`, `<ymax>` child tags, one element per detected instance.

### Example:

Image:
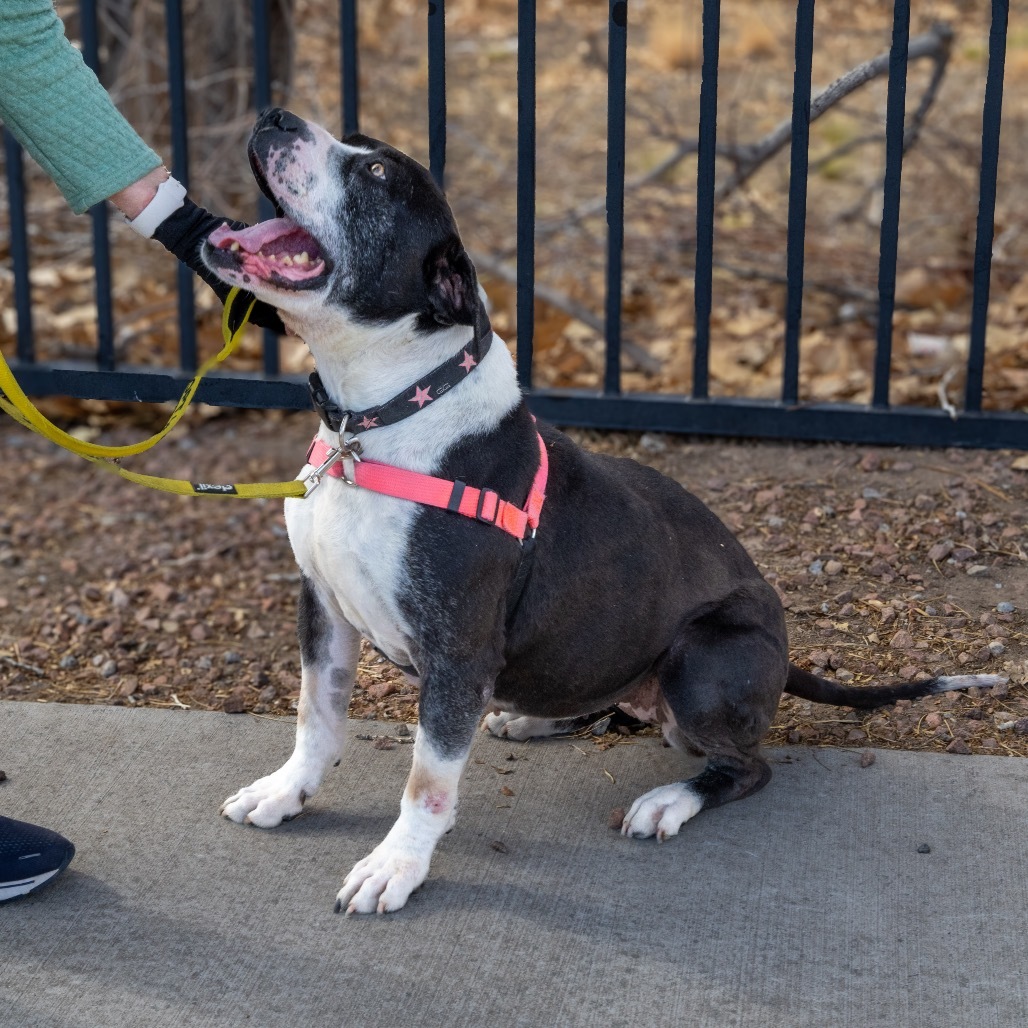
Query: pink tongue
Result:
<box><xmin>209</xmin><ymin>218</ymin><xmax>300</xmax><ymax>255</ymax></box>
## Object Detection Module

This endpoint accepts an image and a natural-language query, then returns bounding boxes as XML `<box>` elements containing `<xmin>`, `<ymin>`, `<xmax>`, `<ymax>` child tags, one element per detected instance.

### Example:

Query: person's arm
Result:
<box><xmin>0</xmin><ymin>0</ymin><xmax>164</xmax><ymax>214</ymax></box>
<box><xmin>0</xmin><ymin>0</ymin><xmax>282</xmax><ymax>331</ymax></box>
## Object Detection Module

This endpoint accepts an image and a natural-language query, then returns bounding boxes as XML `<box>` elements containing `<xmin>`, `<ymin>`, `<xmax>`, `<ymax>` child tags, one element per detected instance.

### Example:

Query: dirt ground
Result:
<box><xmin>1</xmin><ymin>409</ymin><xmax>1026</xmax><ymax>759</ymax></box>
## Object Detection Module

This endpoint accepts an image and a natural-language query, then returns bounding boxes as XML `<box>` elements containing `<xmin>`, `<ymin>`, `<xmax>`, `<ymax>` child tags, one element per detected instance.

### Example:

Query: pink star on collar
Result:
<box><xmin>459</xmin><ymin>349</ymin><xmax>477</xmax><ymax>373</ymax></box>
<box><xmin>358</xmin><ymin>415</ymin><xmax>380</xmax><ymax>429</ymax></box>
<box><xmin>409</xmin><ymin>384</ymin><xmax>433</xmax><ymax>408</ymax></box>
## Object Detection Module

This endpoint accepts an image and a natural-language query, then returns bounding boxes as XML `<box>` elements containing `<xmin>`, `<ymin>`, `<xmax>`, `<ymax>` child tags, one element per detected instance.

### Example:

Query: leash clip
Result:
<box><xmin>304</xmin><ymin>445</ymin><xmax>345</xmax><ymax>496</ymax></box>
<box><xmin>303</xmin><ymin>415</ymin><xmax>364</xmax><ymax>495</ymax></box>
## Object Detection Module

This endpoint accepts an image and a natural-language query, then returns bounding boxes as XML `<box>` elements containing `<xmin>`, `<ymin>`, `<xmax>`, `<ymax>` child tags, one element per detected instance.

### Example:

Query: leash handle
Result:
<box><xmin>0</xmin><ymin>288</ymin><xmax>256</xmax><ymax>459</ymax></box>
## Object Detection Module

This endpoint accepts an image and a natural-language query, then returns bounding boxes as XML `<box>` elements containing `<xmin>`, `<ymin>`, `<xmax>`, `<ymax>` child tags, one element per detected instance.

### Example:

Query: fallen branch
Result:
<box><xmin>1</xmin><ymin>654</ymin><xmax>46</xmax><ymax>677</ymax></box>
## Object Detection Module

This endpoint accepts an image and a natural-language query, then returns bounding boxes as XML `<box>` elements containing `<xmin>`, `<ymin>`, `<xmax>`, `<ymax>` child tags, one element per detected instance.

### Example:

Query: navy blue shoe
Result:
<box><xmin>0</xmin><ymin>816</ymin><xmax>75</xmax><ymax>901</ymax></box>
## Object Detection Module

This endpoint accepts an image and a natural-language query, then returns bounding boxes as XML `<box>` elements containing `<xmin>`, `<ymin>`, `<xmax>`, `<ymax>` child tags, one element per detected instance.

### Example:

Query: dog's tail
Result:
<box><xmin>784</xmin><ymin>664</ymin><xmax>1006</xmax><ymax>709</ymax></box>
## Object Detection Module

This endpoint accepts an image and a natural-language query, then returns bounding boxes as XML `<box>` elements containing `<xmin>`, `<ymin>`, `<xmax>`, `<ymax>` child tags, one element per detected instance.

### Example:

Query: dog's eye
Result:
<box><xmin>370</xmin><ymin>162</ymin><xmax>386</xmax><ymax>179</ymax></box>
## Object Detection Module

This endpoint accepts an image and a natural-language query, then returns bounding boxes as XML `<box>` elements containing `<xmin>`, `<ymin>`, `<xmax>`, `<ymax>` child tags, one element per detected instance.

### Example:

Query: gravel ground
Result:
<box><xmin>1</xmin><ymin>409</ymin><xmax>1026</xmax><ymax>757</ymax></box>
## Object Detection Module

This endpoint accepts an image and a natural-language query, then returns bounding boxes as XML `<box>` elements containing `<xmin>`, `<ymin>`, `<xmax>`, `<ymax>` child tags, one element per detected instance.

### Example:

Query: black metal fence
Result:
<box><xmin>2</xmin><ymin>0</ymin><xmax>1026</xmax><ymax>450</ymax></box>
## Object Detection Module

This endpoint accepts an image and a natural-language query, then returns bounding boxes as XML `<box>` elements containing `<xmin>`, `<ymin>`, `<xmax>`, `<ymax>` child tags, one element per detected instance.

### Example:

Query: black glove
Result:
<box><xmin>151</xmin><ymin>197</ymin><xmax>285</xmax><ymax>335</ymax></box>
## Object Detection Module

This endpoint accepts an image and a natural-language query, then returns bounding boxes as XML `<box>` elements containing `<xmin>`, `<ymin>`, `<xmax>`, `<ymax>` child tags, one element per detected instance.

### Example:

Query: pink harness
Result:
<box><xmin>305</xmin><ymin>431</ymin><xmax>549</xmax><ymax>542</ymax></box>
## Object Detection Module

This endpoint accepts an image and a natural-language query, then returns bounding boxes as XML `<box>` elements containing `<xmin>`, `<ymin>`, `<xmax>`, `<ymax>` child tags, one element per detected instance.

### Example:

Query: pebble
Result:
<box><xmin>808</xmin><ymin>559</ymin><xmax>824</xmax><ymax>575</ymax></box>
<box><xmin>99</xmin><ymin>659</ymin><xmax>118</xmax><ymax>679</ymax></box>
<box><xmin>859</xmin><ymin>751</ymin><xmax>876</xmax><ymax>768</ymax></box>
<box><xmin>638</xmin><ymin>433</ymin><xmax>667</xmax><ymax>453</ymax></box>
<box><xmin>59</xmin><ymin>655</ymin><xmax>77</xmax><ymax>670</ymax></box>
<box><xmin>996</xmin><ymin>601</ymin><xmax>1016</xmax><ymax>614</ymax></box>
<box><xmin>223</xmin><ymin>651</ymin><xmax>242</xmax><ymax>665</ymax></box>
<box><xmin>889</xmin><ymin>629</ymin><xmax>915</xmax><ymax>650</ymax></box>
<box><xmin>946</xmin><ymin>738</ymin><xmax>972</xmax><ymax>755</ymax></box>
<box><xmin>987</xmin><ymin>641</ymin><xmax>1005</xmax><ymax>657</ymax></box>
<box><xmin>966</xmin><ymin>564</ymin><xmax>990</xmax><ymax>577</ymax></box>
<box><xmin>917</xmin><ymin>843</ymin><xmax>931</xmax><ymax>854</ymax></box>
<box><xmin>221</xmin><ymin>687</ymin><xmax>248</xmax><ymax>714</ymax></box>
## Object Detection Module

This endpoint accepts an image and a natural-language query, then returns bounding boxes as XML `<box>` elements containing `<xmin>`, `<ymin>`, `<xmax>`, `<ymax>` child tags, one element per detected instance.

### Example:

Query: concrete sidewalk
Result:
<box><xmin>1</xmin><ymin>700</ymin><xmax>1025</xmax><ymax>1028</ymax></box>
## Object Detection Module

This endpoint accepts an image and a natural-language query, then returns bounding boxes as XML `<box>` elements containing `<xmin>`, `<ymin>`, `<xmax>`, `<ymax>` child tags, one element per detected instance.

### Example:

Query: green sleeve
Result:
<box><xmin>0</xmin><ymin>0</ymin><xmax>164</xmax><ymax>214</ymax></box>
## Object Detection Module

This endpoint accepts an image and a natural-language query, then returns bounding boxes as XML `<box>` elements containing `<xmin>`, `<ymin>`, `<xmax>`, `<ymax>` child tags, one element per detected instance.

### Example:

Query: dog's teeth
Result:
<box><xmin>295</xmin><ymin>252</ymin><xmax>309</xmax><ymax>265</ymax></box>
<box><xmin>281</xmin><ymin>255</ymin><xmax>293</xmax><ymax>266</ymax></box>
<box><xmin>229</xmin><ymin>241</ymin><xmax>241</xmax><ymax>252</ymax></box>
<box><xmin>267</xmin><ymin>253</ymin><xmax>277</xmax><ymax>262</ymax></box>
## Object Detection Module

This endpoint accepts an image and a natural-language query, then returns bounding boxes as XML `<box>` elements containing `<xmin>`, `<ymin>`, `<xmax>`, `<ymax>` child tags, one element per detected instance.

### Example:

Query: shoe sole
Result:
<box><xmin>0</xmin><ymin>851</ymin><xmax>75</xmax><ymax>903</ymax></box>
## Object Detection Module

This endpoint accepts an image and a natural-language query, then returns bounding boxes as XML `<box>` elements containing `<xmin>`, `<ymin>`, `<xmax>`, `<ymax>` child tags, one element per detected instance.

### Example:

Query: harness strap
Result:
<box><xmin>305</xmin><ymin>430</ymin><xmax>549</xmax><ymax>542</ymax></box>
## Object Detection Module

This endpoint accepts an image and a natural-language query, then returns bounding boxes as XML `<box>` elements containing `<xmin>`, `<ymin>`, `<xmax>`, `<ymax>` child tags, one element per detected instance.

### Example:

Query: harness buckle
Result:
<box><xmin>475</xmin><ymin>488</ymin><xmax>500</xmax><ymax>525</ymax></box>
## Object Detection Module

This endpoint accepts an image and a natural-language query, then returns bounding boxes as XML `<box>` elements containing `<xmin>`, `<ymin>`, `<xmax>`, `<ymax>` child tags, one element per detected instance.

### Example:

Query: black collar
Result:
<box><xmin>308</xmin><ymin>314</ymin><xmax>494</xmax><ymax>436</ymax></box>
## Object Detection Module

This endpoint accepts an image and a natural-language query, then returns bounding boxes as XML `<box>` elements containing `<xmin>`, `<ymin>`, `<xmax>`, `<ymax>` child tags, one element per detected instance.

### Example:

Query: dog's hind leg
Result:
<box><xmin>622</xmin><ymin>588</ymin><xmax>787</xmax><ymax>842</ymax></box>
<box><xmin>221</xmin><ymin>575</ymin><xmax>360</xmax><ymax>827</ymax></box>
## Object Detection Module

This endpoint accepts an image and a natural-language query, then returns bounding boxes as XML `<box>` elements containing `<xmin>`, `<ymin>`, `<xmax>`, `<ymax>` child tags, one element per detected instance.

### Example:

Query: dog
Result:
<box><xmin>201</xmin><ymin>108</ymin><xmax>1003</xmax><ymax>915</ymax></box>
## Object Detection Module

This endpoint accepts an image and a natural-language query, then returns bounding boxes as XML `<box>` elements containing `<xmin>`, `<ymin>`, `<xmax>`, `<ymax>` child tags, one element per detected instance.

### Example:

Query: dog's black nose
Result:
<box><xmin>255</xmin><ymin>107</ymin><xmax>307</xmax><ymax>136</ymax></box>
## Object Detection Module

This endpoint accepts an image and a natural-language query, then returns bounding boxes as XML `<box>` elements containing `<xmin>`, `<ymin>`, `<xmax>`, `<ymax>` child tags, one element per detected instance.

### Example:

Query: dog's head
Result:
<box><xmin>202</xmin><ymin>108</ymin><xmax>479</xmax><ymax>334</ymax></box>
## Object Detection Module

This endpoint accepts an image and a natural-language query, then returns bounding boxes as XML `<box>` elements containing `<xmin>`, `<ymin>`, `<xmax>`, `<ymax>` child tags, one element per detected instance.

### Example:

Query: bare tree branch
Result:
<box><xmin>715</xmin><ymin>23</ymin><xmax>953</xmax><ymax>202</ymax></box>
<box><xmin>532</xmin><ymin>25</ymin><xmax>952</xmax><ymax>245</ymax></box>
<box><xmin>470</xmin><ymin>250</ymin><xmax>664</xmax><ymax>375</ymax></box>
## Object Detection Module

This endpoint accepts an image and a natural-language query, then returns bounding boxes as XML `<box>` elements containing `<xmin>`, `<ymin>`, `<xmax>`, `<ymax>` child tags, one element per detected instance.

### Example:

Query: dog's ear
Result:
<box><xmin>425</xmin><ymin>242</ymin><xmax>477</xmax><ymax>326</ymax></box>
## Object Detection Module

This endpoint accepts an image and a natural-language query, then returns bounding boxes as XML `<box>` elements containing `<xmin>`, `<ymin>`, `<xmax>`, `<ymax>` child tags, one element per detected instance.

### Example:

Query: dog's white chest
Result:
<box><xmin>285</xmin><ymin>477</ymin><xmax>416</xmax><ymax>665</ymax></box>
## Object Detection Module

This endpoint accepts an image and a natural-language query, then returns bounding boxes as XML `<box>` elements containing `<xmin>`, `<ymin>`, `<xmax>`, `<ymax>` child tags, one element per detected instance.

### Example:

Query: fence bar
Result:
<box><xmin>515</xmin><ymin>0</ymin><xmax>537</xmax><ymax>391</ymax></box>
<box><xmin>871</xmin><ymin>0</ymin><xmax>911</xmax><ymax>409</ymax></box>
<box><xmin>165</xmin><ymin>0</ymin><xmax>199</xmax><ymax>373</ymax></box>
<box><xmin>252</xmin><ymin>0</ymin><xmax>281</xmax><ymax>376</ymax></box>
<box><xmin>427</xmin><ymin>0</ymin><xmax>446</xmax><ymax>188</ymax></box>
<box><xmin>692</xmin><ymin>0</ymin><xmax>720</xmax><ymax>400</ymax></box>
<box><xmin>603</xmin><ymin>0</ymin><xmax>628</xmax><ymax>396</ymax></box>
<box><xmin>340</xmin><ymin>0</ymin><xmax>360</xmax><ymax>135</ymax></box>
<box><xmin>15</xmin><ymin>360</ymin><xmax>1028</xmax><ymax>451</ymax></box>
<box><xmin>79</xmin><ymin>0</ymin><xmax>116</xmax><ymax>372</ymax></box>
<box><xmin>965</xmin><ymin>0</ymin><xmax>1009</xmax><ymax>413</ymax></box>
<box><xmin>3</xmin><ymin>131</ymin><xmax>35</xmax><ymax>363</ymax></box>
<box><xmin>525</xmin><ymin>390</ymin><xmax>1028</xmax><ymax>451</ymax></box>
<box><xmin>781</xmin><ymin>0</ymin><xmax>815</xmax><ymax>407</ymax></box>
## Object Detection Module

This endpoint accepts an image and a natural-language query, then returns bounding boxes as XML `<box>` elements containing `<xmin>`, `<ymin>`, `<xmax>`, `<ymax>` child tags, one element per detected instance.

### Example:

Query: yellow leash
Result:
<box><xmin>0</xmin><ymin>288</ymin><xmax>308</xmax><ymax>499</ymax></box>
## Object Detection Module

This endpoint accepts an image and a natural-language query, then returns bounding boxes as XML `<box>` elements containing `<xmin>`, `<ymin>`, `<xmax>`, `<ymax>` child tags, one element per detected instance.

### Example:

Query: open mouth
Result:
<box><xmin>207</xmin><ymin>218</ymin><xmax>330</xmax><ymax>289</ymax></box>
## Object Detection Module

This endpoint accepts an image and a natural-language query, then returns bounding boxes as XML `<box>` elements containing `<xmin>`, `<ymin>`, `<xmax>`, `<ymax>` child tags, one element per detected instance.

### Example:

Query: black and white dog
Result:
<box><xmin>202</xmin><ymin>109</ymin><xmax>1001</xmax><ymax>915</ymax></box>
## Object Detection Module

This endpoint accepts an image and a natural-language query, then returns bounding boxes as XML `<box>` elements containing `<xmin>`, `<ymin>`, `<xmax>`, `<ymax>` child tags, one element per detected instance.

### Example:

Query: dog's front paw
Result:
<box><xmin>335</xmin><ymin>840</ymin><xmax>430</xmax><ymax>915</ymax></box>
<box><xmin>621</xmin><ymin>783</ymin><xmax>703</xmax><ymax>843</ymax></box>
<box><xmin>220</xmin><ymin>767</ymin><xmax>312</xmax><ymax>828</ymax></box>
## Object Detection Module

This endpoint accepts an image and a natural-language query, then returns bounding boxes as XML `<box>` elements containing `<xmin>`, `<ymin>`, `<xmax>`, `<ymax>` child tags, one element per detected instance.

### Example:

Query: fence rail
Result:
<box><xmin>2</xmin><ymin>0</ymin><xmax>1025</xmax><ymax>450</ymax></box>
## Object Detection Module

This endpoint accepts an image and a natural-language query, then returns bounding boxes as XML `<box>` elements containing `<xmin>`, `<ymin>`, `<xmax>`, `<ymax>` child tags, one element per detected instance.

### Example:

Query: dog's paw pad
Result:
<box><xmin>621</xmin><ymin>783</ymin><xmax>702</xmax><ymax>841</ymax></box>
